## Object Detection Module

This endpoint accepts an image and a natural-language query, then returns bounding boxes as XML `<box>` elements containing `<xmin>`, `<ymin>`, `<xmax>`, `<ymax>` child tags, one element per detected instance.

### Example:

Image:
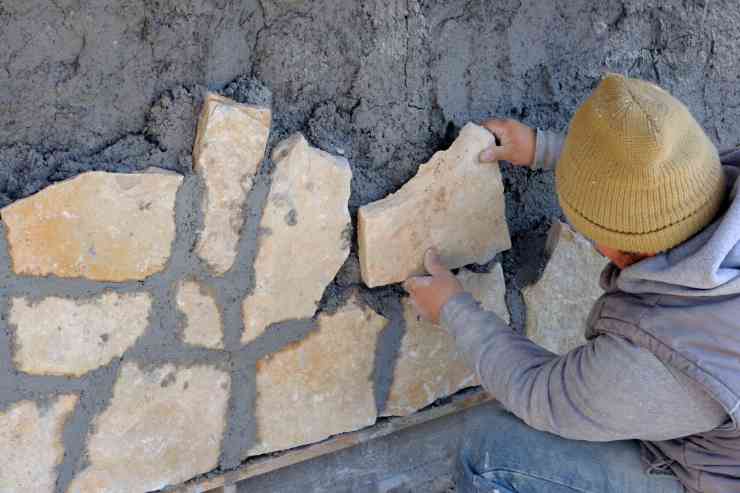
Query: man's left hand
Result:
<box><xmin>403</xmin><ymin>249</ymin><xmax>464</xmax><ymax>324</ymax></box>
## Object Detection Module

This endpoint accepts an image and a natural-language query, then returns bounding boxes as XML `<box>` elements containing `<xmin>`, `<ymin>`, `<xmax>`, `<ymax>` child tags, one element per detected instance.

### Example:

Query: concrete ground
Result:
<box><xmin>234</xmin><ymin>400</ymin><xmax>504</xmax><ymax>492</ymax></box>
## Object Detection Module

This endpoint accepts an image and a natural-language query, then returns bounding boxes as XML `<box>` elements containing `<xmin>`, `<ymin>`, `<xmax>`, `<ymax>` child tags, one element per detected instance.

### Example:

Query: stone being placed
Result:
<box><xmin>0</xmin><ymin>170</ymin><xmax>182</xmax><ymax>282</ymax></box>
<box><xmin>523</xmin><ymin>220</ymin><xmax>609</xmax><ymax>355</ymax></box>
<box><xmin>194</xmin><ymin>93</ymin><xmax>271</xmax><ymax>275</ymax></box>
<box><xmin>69</xmin><ymin>363</ymin><xmax>230</xmax><ymax>493</ymax></box>
<box><xmin>383</xmin><ymin>265</ymin><xmax>509</xmax><ymax>417</ymax></box>
<box><xmin>176</xmin><ymin>280</ymin><xmax>223</xmax><ymax>349</ymax></box>
<box><xmin>241</xmin><ymin>134</ymin><xmax>352</xmax><ymax>344</ymax></box>
<box><xmin>0</xmin><ymin>395</ymin><xmax>78</xmax><ymax>493</ymax></box>
<box><xmin>248</xmin><ymin>295</ymin><xmax>387</xmax><ymax>456</ymax></box>
<box><xmin>358</xmin><ymin>123</ymin><xmax>511</xmax><ymax>288</ymax></box>
<box><xmin>11</xmin><ymin>292</ymin><xmax>151</xmax><ymax>377</ymax></box>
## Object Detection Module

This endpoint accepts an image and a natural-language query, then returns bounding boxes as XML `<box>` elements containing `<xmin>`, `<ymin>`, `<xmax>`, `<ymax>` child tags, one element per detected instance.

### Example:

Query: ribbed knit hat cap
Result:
<box><xmin>556</xmin><ymin>73</ymin><xmax>726</xmax><ymax>253</ymax></box>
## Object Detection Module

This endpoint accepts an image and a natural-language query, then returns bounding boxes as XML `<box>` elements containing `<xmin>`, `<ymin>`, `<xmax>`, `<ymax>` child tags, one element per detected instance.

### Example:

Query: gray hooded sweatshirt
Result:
<box><xmin>441</xmin><ymin>132</ymin><xmax>740</xmax><ymax>492</ymax></box>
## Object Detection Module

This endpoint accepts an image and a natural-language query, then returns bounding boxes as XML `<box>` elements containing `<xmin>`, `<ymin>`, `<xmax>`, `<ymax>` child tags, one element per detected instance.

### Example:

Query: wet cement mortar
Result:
<box><xmin>1</xmin><ymin>0</ymin><xmax>739</xmax><ymax>491</ymax></box>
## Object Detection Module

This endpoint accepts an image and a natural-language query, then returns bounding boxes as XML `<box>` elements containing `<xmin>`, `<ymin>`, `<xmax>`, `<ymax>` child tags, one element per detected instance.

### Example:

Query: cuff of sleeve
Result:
<box><xmin>440</xmin><ymin>292</ymin><xmax>479</xmax><ymax>331</ymax></box>
<box><xmin>533</xmin><ymin>129</ymin><xmax>565</xmax><ymax>171</ymax></box>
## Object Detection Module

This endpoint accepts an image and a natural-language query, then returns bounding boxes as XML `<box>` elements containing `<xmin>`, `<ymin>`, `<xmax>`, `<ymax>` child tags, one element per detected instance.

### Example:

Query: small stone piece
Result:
<box><xmin>176</xmin><ymin>280</ymin><xmax>223</xmax><ymax>349</ymax></box>
<box><xmin>11</xmin><ymin>292</ymin><xmax>151</xmax><ymax>377</ymax></box>
<box><xmin>194</xmin><ymin>93</ymin><xmax>271</xmax><ymax>274</ymax></box>
<box><xmin>358</xmin><ymin>123</ymin><xmax>511</xmax><ymax>287</ymax></box>
<box><xmin>69</xmin><ymin>363</ymin><xmax>230</xmax><ymax>493</ymax></box>
<box><xmin>0</xmin><ymin>171</ymin><xmax>182</xmax><ymax>281</ymax></box>
<box><xmin>523</xmin><ymin>220</ymin><xmax>608</xmax><ymax>354</ymax></box>
<box><xmin>248</xmin><ymin>295</ymin><xmax>387</xmax><ymax>456</ymax></box>
<box><xmin>241</xmin><ymin>134</ymin><xmax>352</xmax><ymax>343</ymax></box>
<box><xmin>383</xmin><ymin>265</ymin><xmax>509</xmax><ymax>417</ymax></box>
<box><xmin>0</xmin><ymin>395</ymin><xmax>78</xmax><ymax>493</ymax></box>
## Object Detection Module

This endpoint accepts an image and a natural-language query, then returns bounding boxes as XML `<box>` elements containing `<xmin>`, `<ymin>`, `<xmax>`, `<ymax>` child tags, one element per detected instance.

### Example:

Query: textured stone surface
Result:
<box><xmin>176</xmin><ymin>280</ymin><xmax>223</xmax><ymax>349</ymax></box>
<box><xmin>358</xmin><ymin>123</ymin><xmax>511</xmax><ymax>287</ymax></box>
<box><xmin>194</xmin><ymin>93</ymin><xmax>271</xmax><ymax>274</ymax></box>
<box><xmin>11</xmin><ymin>293</ymin><xmax>151</xmax><ymax>377</ymax></box>
<box><xmin>0</xmin><ymin>171</ymin><xmax>182</xmax><ymax>281</ymax></box>
<box><xmin>383</xmin><ymin>265</ymin><xmax>508</xmax><ymax>417</ymax></box>
<box><xmin>248</xmin><ymin>296</ymin><xmax>387</xmax><ymax>456</ymax></box>
<box><xmin>242</xmin><ymin>134</ymin><xmax>352</xmax><ymax>343</ymax></box>
<box><xmin>69</xmin><ymin>363</ymin><xmax>230</xmax><ymax>493</ymax></box>
<box><xmin>523</xmin><ymin>221</ymin><xmax>609</xmax><ymax>354</ymax></box>
<box><xmin>0</xmin><ymin>395</ymin><xmax>78</xmax><ymax>493</ymax></box>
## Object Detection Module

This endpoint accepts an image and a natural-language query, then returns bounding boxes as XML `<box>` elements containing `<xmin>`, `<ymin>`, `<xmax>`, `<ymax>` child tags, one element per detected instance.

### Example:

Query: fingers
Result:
<box><xmin>424</xmin><ymin>248</ymin><xmax>449</xmax><ymax>276</ymax></box>
<box><xmin>403</xmin><ymin>276</ymin><xmax>432</xmax><ymax>294</ymax></box>
<box><xmin>481</xmin><ymin>119</ymin><xmax>509</xmax><ymax>136</ymax></box>
<box><xmin>480</xmin><ymin>119</ymin><xmax>512</xmax><ymax>163</ymax></box>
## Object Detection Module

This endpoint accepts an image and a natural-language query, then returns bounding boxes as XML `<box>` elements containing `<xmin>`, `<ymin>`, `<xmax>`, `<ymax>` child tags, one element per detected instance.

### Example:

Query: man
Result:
<box><xmin>404</xmin><ymin>74</ymin><xmax>740</xmax><ymax>492</ymax></box>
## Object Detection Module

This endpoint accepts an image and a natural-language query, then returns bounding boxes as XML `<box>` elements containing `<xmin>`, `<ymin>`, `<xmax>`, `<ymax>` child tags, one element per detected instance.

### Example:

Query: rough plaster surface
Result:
<box><xmin>524</xmin><ymin>221</ymin><xmax>609</xmax><ymax>354</ymax></box>
<box><xmin>0</xmin><ymin>395</ymin><xmax>78</xmax><ymax>493</ymax></box>
<box><xmin>0</xmin><ymin>1</ymin><xmax>739</xmax><ymax>491</ymax></box>
<box><xmin>358</xmin><ymin>123</ymin><xmax>511</xmax><ymax>287</ymax></box>
<box><xmin>10</xmin><ymin>292</ymin><xmax>151</xmax><ymax>377</ymax></box>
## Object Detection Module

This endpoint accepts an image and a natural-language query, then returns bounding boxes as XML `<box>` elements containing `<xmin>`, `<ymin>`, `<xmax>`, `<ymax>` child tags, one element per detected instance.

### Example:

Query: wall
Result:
<box><xmin>1</xmin><ymin>1</ymin><xmax>739</xmax><ymax>492</ymax></box>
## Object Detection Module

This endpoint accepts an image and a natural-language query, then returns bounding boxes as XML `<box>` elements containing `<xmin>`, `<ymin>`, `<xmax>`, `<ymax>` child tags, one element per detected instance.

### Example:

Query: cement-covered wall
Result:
<box><xmin>1</xmin><ymin>1</ymin><xmax>739</xmax><ymax>492</ymax></box>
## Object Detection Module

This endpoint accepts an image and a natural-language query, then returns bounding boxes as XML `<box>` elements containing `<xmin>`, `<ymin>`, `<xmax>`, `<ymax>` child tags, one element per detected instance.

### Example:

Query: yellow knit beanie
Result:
<box><xmin>556</xmin><ymin>73</ymin><xmax>726</xmax><ymax>253</ymax></box>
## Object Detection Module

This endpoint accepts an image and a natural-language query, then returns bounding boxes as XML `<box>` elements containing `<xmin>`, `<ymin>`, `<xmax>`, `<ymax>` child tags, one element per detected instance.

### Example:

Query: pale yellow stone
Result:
<box><xmin>176</xmin><ymin>280</ymin><xmax>223</xmax><ymax>349</ymax></box>
<box><xmin>358</xmin><ymin>123</ymin><xmax>511</xmax><ymax>288</ymax></box>
<box><xmin>383</xmin><ymin>265</ymin><xmax>509</xmax><ymax>416</ymax></box>
<box><xmin>11</xmin><ymin>292</ymin><xmax>151</xmax><ymax>377</ymax></box>
<box><xmin>523</xmin><ymin>221</ymin><xmax>608</xmax><ymax>354</ymax></box>
<box><xmin>248</xmin><ymin>296</ymin><xmax>387</xmax><ymax>456</ymax></box>
<box><xmin>241</xmin><ymin>134</ymin><xmax>352</xmax><ymax>343</ymax></box>
<box><xmin>69</xmin><ymin>363</ymin><xmax>230</xmax><ymax>493</ymax></box>
<box><xmin>194</xmin><ymin>93</ymin><xmax>271</xmax><ymax>274</ymax></box>
<box><xmin>0</xmin><ymin>171</ymin><xmax>182</xmax><ymax>281</ymax></box>
<box><xmin>0</xmin><ymin>395</ymin><xmax>78</xmax><ymax>493</ymax></box>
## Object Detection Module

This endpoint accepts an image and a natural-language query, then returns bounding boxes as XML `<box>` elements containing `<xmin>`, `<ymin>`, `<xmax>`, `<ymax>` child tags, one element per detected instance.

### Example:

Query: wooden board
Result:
<box><xmin>174</xmin><ymin>389</ymin><xmax>493</xmax><ymax>493</ymax></box>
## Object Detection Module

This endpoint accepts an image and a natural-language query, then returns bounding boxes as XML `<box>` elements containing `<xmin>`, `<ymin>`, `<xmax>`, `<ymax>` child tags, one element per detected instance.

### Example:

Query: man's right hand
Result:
<box><xmin>479</xmin><ymin>119</ymin><xmax>536</xmax><ymax>167</ymax></box>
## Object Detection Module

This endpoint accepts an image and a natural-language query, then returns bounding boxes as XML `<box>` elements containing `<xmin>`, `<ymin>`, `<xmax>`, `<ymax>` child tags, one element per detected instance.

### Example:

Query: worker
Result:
<box><xmin>403</xmin><ymin>73</ymin><xmax>740</xmax><ymax>493</ymax></box>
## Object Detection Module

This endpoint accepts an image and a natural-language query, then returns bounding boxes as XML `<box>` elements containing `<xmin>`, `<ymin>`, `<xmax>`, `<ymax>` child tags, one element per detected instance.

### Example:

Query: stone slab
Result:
<box><xmin>1</xmin><ymin>170</ymin><xmax>182</xmax><ymax>281</ymax></box>
<box><xmin>241</xmin><ymin>134</ymin><xmax>352</xmax><ymax>343</ymax></box>
<box><xmin>0</xmin><ymin>395</ymin><xmax>78</xmax><ymax>493</ymax></box>
<box><xmin>383</xmin><ymin>265</ymin><xmax>508</xmax><ymax>416</ymax></box>
<box><xmin>248</xmin><ymin>295</ymin><xmax>387</xmax><ymax>456</ymax></box>
<box><xmin>69</xmin><ymin>363</ymin><xmax>230</xmax><ymax>493</ymax></box>
<box><xmin>176</xmin><ymin>280</ymin><xmax>223</xmax><ymax>349</ymax></box>
<box><xmin>11</xmin><ymin>292</ymin><xmax>151</xmax><ymax>377</ymax></box>
<box><xmin>194</xmin><ymin>93</ymin><xmax>271</xmax><ymax>275</ymax></box>
<box><xmin>523</xmin><ymin>220</ymin><xmax>608</xmax><ymax>354</ymax></box>
<box><xmin>358</xmin><ymin>123</ymin><xmax>511</xmax><ymax>287</ymax></box>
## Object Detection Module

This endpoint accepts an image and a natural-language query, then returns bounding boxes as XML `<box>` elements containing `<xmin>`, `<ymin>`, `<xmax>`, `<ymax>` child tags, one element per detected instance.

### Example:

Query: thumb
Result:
<box><xmin>479</xmin><ymin>144</ymin><xmax>505</xmax><ymax>163</ymax></box>
<box><xmin>424</xmin><ymin>248</ymin><xmax>449</xmax><ymax>276</ymax></box>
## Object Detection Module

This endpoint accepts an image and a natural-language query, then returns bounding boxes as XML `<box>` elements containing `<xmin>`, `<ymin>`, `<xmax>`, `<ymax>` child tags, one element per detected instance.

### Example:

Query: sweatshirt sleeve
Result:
<box><xmin>440</xmin><ymin>293</ymin><xmax>727</xmax><ymax>441</ymax></box>
<box><xmin>531</xmin><ymin>129</ymin><xmax>565</xmax><ymax>171</ymax></box>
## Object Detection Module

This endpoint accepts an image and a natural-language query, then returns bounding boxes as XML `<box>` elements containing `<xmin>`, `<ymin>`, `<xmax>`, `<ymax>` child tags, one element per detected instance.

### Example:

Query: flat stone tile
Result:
<box><xmin>69</xmin><ymin>363</ymin><xmax>230</xmax><ymax>493</ymax></box>
<box><xmin>523</xmin><ymin>220</ymin><xmax>608</xmax><ymax>354</ymax></box>
<box><xmin>248</xmin><ymin>295</ymin><xmax>387</xmax><ymax>456</ymax></box>
<box><xmin>194</xmin><ymin>93</ymin><xmax>271</xmax><ymax>275</ymax></box>
<box><xmin>242</xmin><ymin>134</ymin><xmax>352</xmax><ymax>343</ymax></box>
<box><xmin>358</xmin><ymin>123</ymin><xmax>511</xmax><ymax>287</ymax></box>
<box><xmin>11</xmin><ymin>292</ymin><xmax>151</xmax><ymax>377</ymax></box>
<box><xmin>176</xmin><ymin>280</ymin><xmax>223</xmax><ymax>349</ymax></box>
<box><xmin>1</xmin><ymin>170</ymin><xmax>182</xmax><ymax>281</ymax></box>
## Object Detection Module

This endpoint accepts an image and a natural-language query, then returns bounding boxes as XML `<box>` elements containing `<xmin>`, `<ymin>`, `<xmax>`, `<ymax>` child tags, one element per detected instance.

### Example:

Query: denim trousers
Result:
<box><xmin>456</xmin><ymin>404</ymin><xmax>685</xmax><ymax>493</ymax></box>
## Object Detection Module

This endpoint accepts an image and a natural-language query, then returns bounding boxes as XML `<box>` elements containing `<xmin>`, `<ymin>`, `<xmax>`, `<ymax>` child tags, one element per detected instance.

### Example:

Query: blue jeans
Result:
<box><xmin>457</xmin><ymin>403</ymin><xmax>685</xmax><ymax>493</ymax></box>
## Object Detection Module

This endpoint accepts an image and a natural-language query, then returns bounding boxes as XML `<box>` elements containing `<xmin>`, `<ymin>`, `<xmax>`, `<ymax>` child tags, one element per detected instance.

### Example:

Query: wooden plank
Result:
<box><xmin>177</xmin><ymin>389</ymin><xmax>493</xmax><ymax>493</ymax></box>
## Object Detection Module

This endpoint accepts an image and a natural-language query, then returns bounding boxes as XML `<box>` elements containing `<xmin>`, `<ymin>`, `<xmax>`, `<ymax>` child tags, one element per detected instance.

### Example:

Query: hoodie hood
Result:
<box><xmin>616</xmin><ymin>149</ymin><xmax>740</xmax><ymax>297</ymax></box>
